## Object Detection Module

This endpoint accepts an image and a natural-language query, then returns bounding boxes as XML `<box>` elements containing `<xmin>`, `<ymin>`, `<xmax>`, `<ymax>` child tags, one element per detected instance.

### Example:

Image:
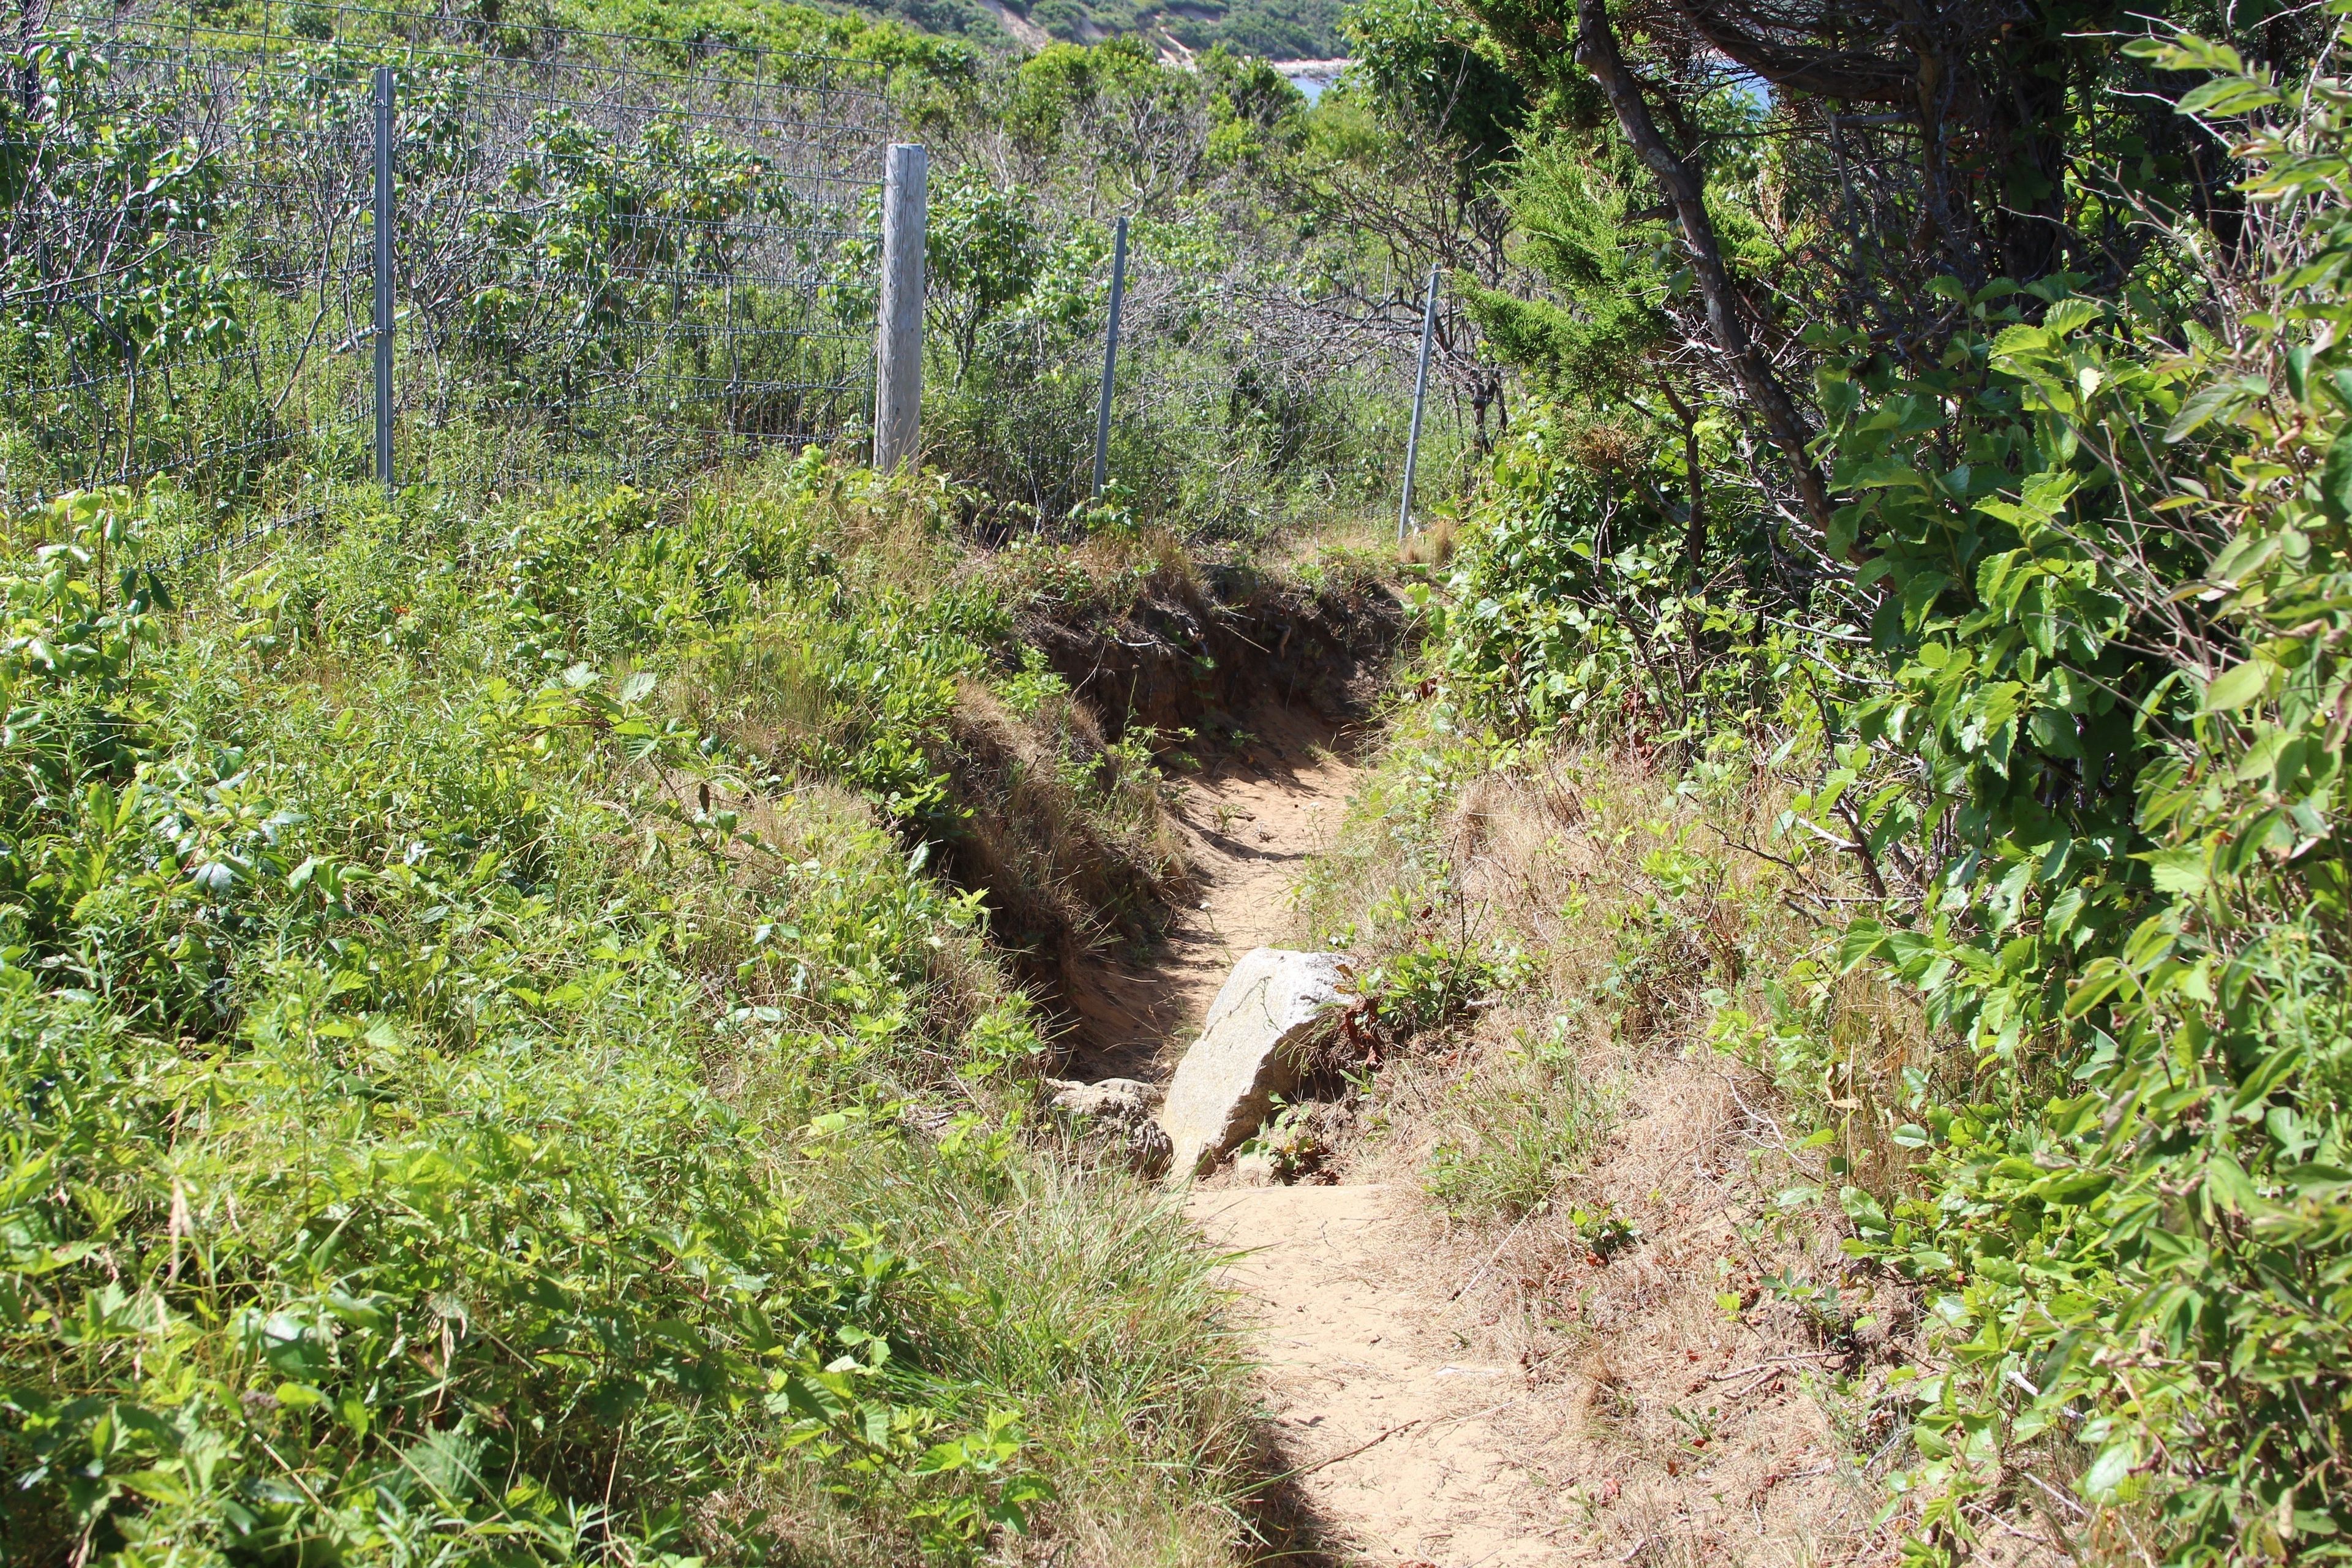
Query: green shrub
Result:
<box><xmin>1810</xmin><ymin>40</ymin><xmax>2352</xmax><ymax>1551</ymax></box>
<box><xmin>1419</xmin><ymin>28</ymin><xmax>2352</xmax><ymax>1557</ymax></box>
<box><xmin>0</xmin><ymin>470</ymin><xmax>1251</xmax><ymax>1566</ymax></box>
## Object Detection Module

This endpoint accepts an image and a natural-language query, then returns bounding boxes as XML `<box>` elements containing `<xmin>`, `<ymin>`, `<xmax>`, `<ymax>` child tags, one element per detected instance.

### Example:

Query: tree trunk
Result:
<box><xmin>1570</xmin><ymin>0</ymin><xmax>1835</xmax><ymax>538</ymax></box>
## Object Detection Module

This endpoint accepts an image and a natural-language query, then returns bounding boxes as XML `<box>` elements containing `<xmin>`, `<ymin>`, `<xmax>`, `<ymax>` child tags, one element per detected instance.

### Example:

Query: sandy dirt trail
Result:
<box><xmin>1060</xmin><ymin>714</ymin><xmax>1876</xmax><ymax>1566</ymax></box>
<box><xmin>1063</xmin><ymin>714</ymin><xmax>1595</xmax><ymax>1565</ymax></box>
<box><xmin>1063</xmin><ymin>707</ymin><xmax>1359</xmax><ymax>1081</ymax></box>
<box><xmin>1188</xmin><ymin>1183</ymin><xmax>1586</xmax><ymax>1566</ymax></box>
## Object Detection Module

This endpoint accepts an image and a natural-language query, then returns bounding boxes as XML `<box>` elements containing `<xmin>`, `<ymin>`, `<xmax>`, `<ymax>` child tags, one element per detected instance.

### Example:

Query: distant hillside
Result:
<box><xmin>551</xmin><ymin>0</ymin><xmax>1345</xmax><ymax>75</ymax></box>
<box><xmin>1019</xmin><ymin>0</ymin><xmax>1346</xmax><ymax>57</ymax></box>
<box><xmin>590</xmin><ymin>0</ymin><xmax>1351</xmax><ymax>59</ymax></box>
<box><xmin>845</xmin><ymin>0</ymin><xmax>1348</xmax><ymax>58</ymax></box>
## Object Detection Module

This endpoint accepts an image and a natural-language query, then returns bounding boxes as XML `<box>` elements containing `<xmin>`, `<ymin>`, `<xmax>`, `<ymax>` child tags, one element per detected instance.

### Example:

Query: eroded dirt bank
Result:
<box><xmin>978</xmin><ymin>556</ymin><xmax>1882</xmax><ymax>1566</ymax></box>
<box><xmin>1062</xmin><ymin>704</ymin><xmax>1360</xmax><ymax>1080</ymax></box>
<box><xmin>931</xmin><ymin>552</ymin><xmax>1401</xmax><ymax>1041</ymax></box>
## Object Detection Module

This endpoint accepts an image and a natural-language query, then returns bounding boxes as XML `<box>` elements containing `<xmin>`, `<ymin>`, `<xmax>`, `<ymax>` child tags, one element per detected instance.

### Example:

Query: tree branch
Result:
<box><xmin>1571</xmin><ymin>0</ymin><xmax>1836</xmax><ymax>538</ymax></box>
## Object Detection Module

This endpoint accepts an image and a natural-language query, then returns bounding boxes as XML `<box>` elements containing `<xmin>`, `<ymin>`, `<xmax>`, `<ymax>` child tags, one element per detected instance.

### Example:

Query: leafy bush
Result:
<box><xmin>0</xmin><ymin>470</ymin><xmax>1246</xmax><ymax>1566</ymax></box>
<box><xmin>1810</xmin><ymin>37</ymin><xmax>2352</xmax><ymax>1554</ymax></box>
<box><xmin>1420</xmin><ymin>25</ymin><xmax>2352</xmax><ymax>1559</ymax></box>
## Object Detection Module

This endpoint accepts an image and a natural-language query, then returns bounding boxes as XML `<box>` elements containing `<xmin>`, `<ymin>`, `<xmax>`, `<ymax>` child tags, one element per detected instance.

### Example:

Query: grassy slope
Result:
<box><xmin>1280</xmin><ymin>578</ymin><xmax>1937</xmax><ymax>1555</ymax></box>
<box><xmin>1016</xmin><ymin>0</ymin><xmax>1344</xmax><ymax>59</ymax></box>
<box><xmin>0</xmin><ymin>463</ymin><xmax>1275</xmax><ymax>1567</ymax></box>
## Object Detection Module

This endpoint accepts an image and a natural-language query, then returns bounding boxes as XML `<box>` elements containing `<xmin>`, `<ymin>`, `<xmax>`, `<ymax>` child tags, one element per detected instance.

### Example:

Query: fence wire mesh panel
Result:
<box><xmin>930</xmin><ymin>212</ymin><xmax>1443</xmax><ymax>537</ymax></box>
<box><xmin>390</xmin><ymin>31</ymin><xmax>888</xmax><ymax>490</ymax></box>
<box><xmin>1118</xmin><ymin>268</ymin><xmax>1432</xmax><ymax>526</ymax></box>
<box><xmin>0</xmin><ymin>4</ymin><xmax>895</xmax><ymax>551</ymax></box>
<box><xmin>0</xmin><ymin>32</ymin><xmax>379</xmax><ymax>522</ymax></box>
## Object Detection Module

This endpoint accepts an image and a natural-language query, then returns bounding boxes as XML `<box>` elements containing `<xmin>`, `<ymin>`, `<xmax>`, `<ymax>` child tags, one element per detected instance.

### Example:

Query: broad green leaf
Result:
<box><xmin>2141</xmin><ymin>846</ymin><xmax>2210</xmax><ymax>895</ymax></box>
<box><xmin>2176</xmin><ymin>75</ymin><xmax>2284</xmax><ymax>115</ymax></box>
<box><xmin>2321</xmin><ymin>427</ymin><xmax>2352</xmax><ymax>522</ymax></box>
<box><xmin>2083</xmin><ymin>1439</ymin><xmax>2138</xmax><ymax>1498</ymax></box>
<box><xmin>2203</xmin><ymin>658</ymin><xmax>2271</xmax><ymax>712</ymax></box>
<box><xmin>2204</xmin><ymin>1154</ymin><xmax>2260</xmax><ymax>1213</ymax></box>
<box><xmin>1839</xmin><ymin>1185</ymin><xmax>1890</xmax><ymax>1236</ymax></box>
<box><xmin>1842</xmin><ymin>457</ymin><xmax>1931</xmax><ymax>490</ymax></box>
<box><xmin>2165</xmin><ymin>377</ymin><xmax>2263</xmax><ymax>442</ymax></box>
<box><xmin>2041</xmin><ymin>298</ymin><xmax>2100</xmax><ymax>337</ymax></box>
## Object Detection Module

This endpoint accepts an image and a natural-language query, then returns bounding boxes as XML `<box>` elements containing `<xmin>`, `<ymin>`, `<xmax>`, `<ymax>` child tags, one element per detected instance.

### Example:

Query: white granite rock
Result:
<box><xmin>1156</xmin><ymin>948</ymin><xmax>1351</xmax><ymax>1179</ymax></box>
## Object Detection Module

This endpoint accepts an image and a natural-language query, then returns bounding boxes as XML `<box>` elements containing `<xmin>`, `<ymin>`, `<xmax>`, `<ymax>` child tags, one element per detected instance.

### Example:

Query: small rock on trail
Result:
<box><xmin>1044</xmin><ymin>1076</ymin><xmax>1171</xmax><ymax>1177</ymax></box>
<box><xmin>1059</xmin><ymin>709</ymin><xmax>1358</xmax><ymax>1081</ymax></box>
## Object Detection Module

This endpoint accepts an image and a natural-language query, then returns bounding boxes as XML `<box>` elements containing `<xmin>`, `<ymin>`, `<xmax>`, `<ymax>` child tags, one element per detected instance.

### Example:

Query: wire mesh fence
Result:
<box><xmin>4</xmin><ymin>4</ymin><xmax>1468</xmax><ymax>554</ymax></box>
<box><xmin>1110</xmin><ymin>266</ymin><xmax>1444</xmax><ymax>524</ymax></box>
<box><xmin>925</xmin><ymin>226</ymin><xmax>1453</xmax><ymax>538</ymax></box>
<box><xmin>0</xmin><ymin>4</ymin><xmax>897</xmax><ymax>549</ymax></box>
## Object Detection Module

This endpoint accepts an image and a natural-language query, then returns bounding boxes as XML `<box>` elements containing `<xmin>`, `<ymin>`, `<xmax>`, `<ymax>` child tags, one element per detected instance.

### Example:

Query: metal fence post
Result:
<box><xmin>1091</xmin><ymin>214</ymin><xmax>1128</xmax><ymax>501</ymax></box>
<box><xmin>872</xmin><ymin>142</ymin><xmax>927</xmax><ymax>473</ymax></box>
<box><xmin>1398</xmin><ymin>263</ymin><xmax>1438</xmax><ymax>546</ymax></box>
<box><xmin>373</xmin><ymin>65</ymin><xmax>394</xmax><ymax>498</ymax></box>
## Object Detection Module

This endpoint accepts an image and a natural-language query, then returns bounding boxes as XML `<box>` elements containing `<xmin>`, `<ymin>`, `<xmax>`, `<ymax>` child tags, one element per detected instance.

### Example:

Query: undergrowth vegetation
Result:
<box><xmin>0</xmin><ymin>465</ymin><xmax>1267</xmax><ymax>1566</ymax></box>
<box><xmin>14</xmin><ymin>0</ymin><xmax>2352</xmax><ymax>1553</ymax></box>
<box><xmin>1271</xmin><ymin>2</ymin><xmax>2352</xmax><ymax>1555</ymax></box>
<box><xmin>1300</xmin><ymin>710</ymin><xmax>1910</xmax><ymax>1250</ymax></box>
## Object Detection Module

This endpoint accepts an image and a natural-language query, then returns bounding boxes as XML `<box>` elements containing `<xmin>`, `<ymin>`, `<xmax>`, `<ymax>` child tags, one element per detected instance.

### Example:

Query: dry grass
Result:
<box><xmin>1305</xmin><ymin>736</ymin><xmax>1937</xmax><ymax>1201</ymax></box>
<box><xmin>1283</xmin><ymin>726</ymin><xmax>1947</xmax><ymax>1563</ymax></box>
<box><xmin>693</xmin><ymin>1144</ymin><xmax>1268</xmax><ymax>1568</ymax></box>
<box><xmin>983</xmin><ymin>522</ymin><xmax>1207</xmax><ymax>615</ymax></box>
<box><xmin>810</xmin><ymin>1150</ymin><xmax>1268</xmax><ymax>1567</ymax></box>
<box><xmin>1068</xmin><ymin>523</ymin><xmax>1204</xmax><ymax>601</ymax></box>
<box><xmin>1399</xmin><ymin>514</ymin><xmax>1456</xmax><ymax>567</ymax></box>
<box><xmin>944</xmin><ymin>678</ymin><xmax>1191</xmax><ymax>956</ymax></box>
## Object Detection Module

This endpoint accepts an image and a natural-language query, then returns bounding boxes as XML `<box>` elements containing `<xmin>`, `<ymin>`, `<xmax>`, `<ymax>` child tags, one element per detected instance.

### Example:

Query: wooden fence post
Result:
<box><xmin>873</xmin><ymin>143</ymin><xmax>927</xmax><ymax>473</ymax></box>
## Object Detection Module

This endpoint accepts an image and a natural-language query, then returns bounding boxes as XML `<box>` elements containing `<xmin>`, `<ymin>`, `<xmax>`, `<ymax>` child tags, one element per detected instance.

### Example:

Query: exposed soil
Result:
<box><xmin>938</xmin><ymin>558</ymin><xmax>1403</xmax><ymax>1022</ymax></box>
<box><xmin>1189</xmin><ymin>1183</ymin><xmax>1575</xmax><ymax>1566</ymax></box>
<box><xmin>1061</xmin><ymin>704</ymin><xmax>1360</xmax><ymax>1079</ymax></box>
<box><xmin>1025</xmin><ymin>560</ymin><xmax>1403</xmax><ymax>751</ymax></box>
<box><xmin>1189</xmin><ymin>1060</ymin><xmax>1892</xmax><ymax>1567</ymax></box>
<box><xmin>976</xmin><ymin>0</ymin><xmax>1052</xmax><ymax>48</ymax></box>
<box><xmin>1003</xmin><ymin>564</ymin><xmax>1891</xmax><ymax>1567</ymax></box>
<box><xmin>997</xmin><ymin>558</ymin><xmax>1399</xmax><ymax>1071</ymax></box>
<box><xmin>1047</xmin><ymin>725</ymin><xmax>1895</xmax><ymax>1566</ymax></box>
<box><xmin>1062</xmin><ymin>728</ymin><xmax>1642</xmax><ymax>1563</ymax></box>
